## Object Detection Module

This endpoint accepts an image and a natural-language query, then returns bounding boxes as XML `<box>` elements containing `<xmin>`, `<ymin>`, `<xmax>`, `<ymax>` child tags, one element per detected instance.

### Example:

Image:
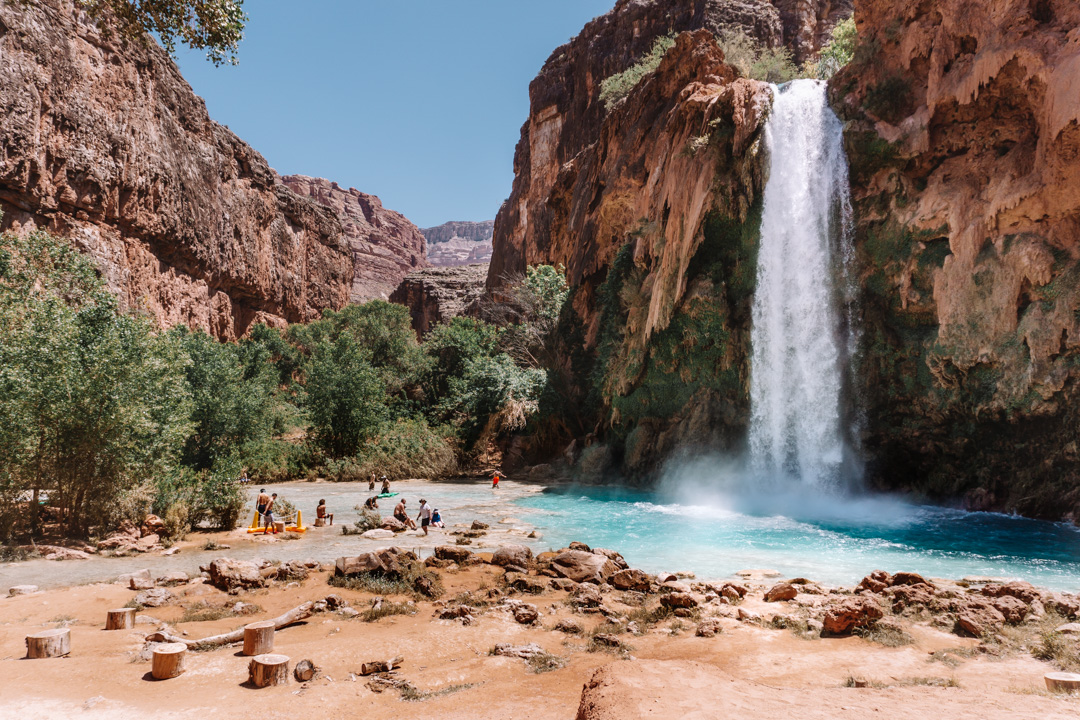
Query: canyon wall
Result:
<box><xmin>0</xmin><ymin>0</ymin><xmax>354</xmax><ymax>339</ymax></box>
<box><xmin>832</xmin><ymin>0</ymin><xmax>1080</xmax><ymax>519</ymax></box>
<box><xmin>422</xmin><ymin>220</ymin><xmax>494</xmax><ymax>267</ymax></box>
<box><xmin>389</xmin><ymin>264</ymin><xmax>487</xmax><ymax>337</ymax></box>
<box><xmin>280</xmin><ymin>175</ymin><xmax>428</xmax><ymax>301</ymax></box>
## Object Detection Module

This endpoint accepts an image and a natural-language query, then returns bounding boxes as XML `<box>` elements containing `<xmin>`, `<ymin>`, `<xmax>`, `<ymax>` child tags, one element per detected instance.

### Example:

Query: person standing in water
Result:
<box><xmin>416</xmin><ymin>498</ymin><xmax>433</xmax><ymax>536</ymax></box>
<box><xmin>381</xmin><ymin>475</ymin><xmax>391</xmax><ymax>495</ymax></box>
<box><xmin>491</xmin><ymin>471</ymin><xmax>501</xmax><ymax>490</ymax></box>
<box><xmin>262</xmin><ymin>493</ymin><xmax>278</xmax><ymax>534</ymax></box>
<box><xmin>369</xmin><ymin>472</ymin><xmax>376</xmax><ymax>492</ymax></box>
<box><xmin>256</xmin><ymin>488</ymin><xmax>271</xmax><ymax>528</ymax></box>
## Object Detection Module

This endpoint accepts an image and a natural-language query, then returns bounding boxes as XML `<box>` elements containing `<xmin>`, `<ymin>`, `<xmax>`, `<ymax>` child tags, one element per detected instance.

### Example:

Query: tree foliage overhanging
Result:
<box><xmin>0</xmin><ymin>222</ymin><xmax>567</xmax><ymax>542</ymax></box>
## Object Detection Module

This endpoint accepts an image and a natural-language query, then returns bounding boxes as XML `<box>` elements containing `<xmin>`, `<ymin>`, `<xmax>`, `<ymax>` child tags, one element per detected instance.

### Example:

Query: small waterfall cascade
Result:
<box><xmin>748</xmin><ymin>79</ymin><xmax>856</xmax><ymax>488</ymax></box>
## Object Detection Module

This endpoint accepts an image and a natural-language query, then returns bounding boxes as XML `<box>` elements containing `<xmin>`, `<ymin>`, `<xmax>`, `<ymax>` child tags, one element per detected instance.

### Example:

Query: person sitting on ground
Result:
<box><xmin>239</xmin><ymin>470</ymin><xmax>251</xmax><ymax>485</ymax></box>
<box><xmin>381</xmin><ymin>476</ymin><xmax>391</xmax><ymax>495</ymax></box>
<box><xmin>431</xmin><ymin>508</ymin><xmax>444</xmax><ymax>528</ymax></box>
<box><xmin>316</xmin><ymin>499</ymin><xmax>333</xmax><ymax>526</ymax></box>
<box><xmin>262</xmin><ymin>493</ymin><xmax>278</xmax><ymax>534</ymax></box>
<box><xmin>363</xmin><ymin>496</ymin><xmax>379</xmax><ymax>510</ymax></box>
<box><xmin>416</xmin><ymin>498</ymin><xmax>433</xmax><ymax>536</ymax></box>
<box><xmin>369</xmin><ymin>472</ymin><xmax>376</xmax><ymax>492</ymax></box>
<box><xmin>256</xmin><ymin>488</ymin><xmax>271</xmax><ymax>528</ymax></box>
<box><xmin>393</xmin><ymin>498</ymin><xmax>416</xmax><ymax>529</ymax></box>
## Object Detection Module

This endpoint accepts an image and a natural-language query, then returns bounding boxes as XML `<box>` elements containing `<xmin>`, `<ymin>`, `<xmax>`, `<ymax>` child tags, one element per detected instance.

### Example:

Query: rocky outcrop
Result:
<box><xmin>280</xmin><ymin>175</ymin><xmax>428</xmax><ymax>301</ymax></box>
<box><xmin>422</xmin><ymin>220</ymin><xmax>494</xmax><ymax>267</ymax></box>
<box><xmin>389</xmin><ymin>264</ymin><xmax>486</xmax><ymax>337</ymax></box>
<box><xmin>773</xmin><ymin>0</ymin><xmax>854</xmax><ymax>62</ymax></box>
<box><xmin>0</xmin><ymin>0</ymin><xmax>353</xmax><ymax>339</ymax></box>
<box><xmin>831</xmin><ymin>0</ymin><xmax>1080</xmax><ymax>520</ymax></box>
<box><xmin>491</xmin><ymin>24</ymin><xmax>774</xmax><ymax>473</ymax></box>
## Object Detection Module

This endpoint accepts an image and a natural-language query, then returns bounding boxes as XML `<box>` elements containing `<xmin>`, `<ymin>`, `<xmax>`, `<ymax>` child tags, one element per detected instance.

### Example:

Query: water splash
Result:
<box><xmin>748</xmin><ymin>79</ymin><xmax>856</xmax><ymax>488</ymax></box>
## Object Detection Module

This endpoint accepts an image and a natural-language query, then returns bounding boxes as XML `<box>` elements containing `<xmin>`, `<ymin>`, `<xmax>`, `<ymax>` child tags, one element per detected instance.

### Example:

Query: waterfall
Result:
<box><xmin>748</xmin><ymin>79</ymin><xmax>856</xmax><ymax>488</ymax></box>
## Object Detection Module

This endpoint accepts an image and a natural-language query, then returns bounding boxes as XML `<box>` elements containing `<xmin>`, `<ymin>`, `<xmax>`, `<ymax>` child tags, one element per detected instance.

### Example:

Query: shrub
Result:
<box><xmin>812</xmin><ymin>17</ymin><xmax>856</xmax><ymax>79</ymax></box>
<box><xmin>599</xmin><ymin>34</ymin><xmax>676</xmax><ymax>110</ymax></box>
<box><xmin>341</xmin><ymin>508</ymin><xmax>382</xmax><ymax>535</ymax></box>
<box><xmin>864</xmin><ymin>73</ymin><xmax>913</xmax><ymax>123</ymax></box>
<box><xmin>716</xmin><ymin>29</ymin><xmax>798</xmax><ymax>83</ymax></box>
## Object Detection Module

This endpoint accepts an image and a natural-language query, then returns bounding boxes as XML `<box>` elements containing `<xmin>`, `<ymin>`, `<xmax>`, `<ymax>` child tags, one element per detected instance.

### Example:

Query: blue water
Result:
<box><xmin>511</xmin><ymin>484</ymin><xmax>1080</xmax><ymax>591</ymax></box>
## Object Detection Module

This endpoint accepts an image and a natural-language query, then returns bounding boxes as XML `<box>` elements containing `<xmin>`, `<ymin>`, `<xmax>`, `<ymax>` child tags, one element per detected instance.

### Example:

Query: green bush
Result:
<box><xmin>812</xmin><ymin>17</ymin><xmax>857</xmax><ymax>79</ymax></box>
<box><xmin>716</xmin><ymin>29</ymin><xmax>798</xmax><ymax>83</ymax></box>
<box><xmin>599</xmin><ymin>34</ymin><xmax>676</xmax><ymax>110</ymax></box>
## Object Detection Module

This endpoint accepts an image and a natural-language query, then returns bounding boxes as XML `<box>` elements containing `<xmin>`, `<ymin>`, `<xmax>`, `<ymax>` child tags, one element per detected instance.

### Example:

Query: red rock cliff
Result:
<box><xmin>279</xmin><ymin>175</ymin><xmax>429</xmax><ymax>302</ymax></box>
<box><xmin>832</xmin><ymin>0</ymin><xmax>1080</xmax><ymax>518</ymax></box>
<box><xmin>0</xmin><ymin>0</ymin><xmax>354</xmax><ymax>339</ymax></box>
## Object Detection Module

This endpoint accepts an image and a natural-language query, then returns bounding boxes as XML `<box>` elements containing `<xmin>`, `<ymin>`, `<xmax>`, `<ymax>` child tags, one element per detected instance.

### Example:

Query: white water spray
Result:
<box><xmin>748</xmin><ymin>79</ymin><xmax>856</xmax><ymax>488</ymax></box>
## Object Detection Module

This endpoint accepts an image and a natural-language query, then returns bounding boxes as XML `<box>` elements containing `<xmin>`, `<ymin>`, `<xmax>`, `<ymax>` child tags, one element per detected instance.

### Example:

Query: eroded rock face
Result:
<box><xmin>389</xmin><ymin>264</ymin><xmax>486</xmax><ymax>337</ymax></box>
<box><xmin>279</xmin><ymin>175</ymin><xmax>428</xmax><ymax>302</ymax></box>
<box><xmin>0</xmin><ymin>0</ymin><xmax>353</xmax><ymax>340</ymax></box>
<box><xmin>422</xmin><ymin>221</ymin><xmax>494</xmax><ymax>267</ymax></box>
<box><xmin>831</xmin><ymin>0</ymin><xmax>1080</xmax><ymax>520</ymax></box>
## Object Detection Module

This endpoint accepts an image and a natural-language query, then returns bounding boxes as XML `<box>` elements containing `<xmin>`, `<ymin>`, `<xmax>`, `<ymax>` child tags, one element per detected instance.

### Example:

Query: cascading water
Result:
<box><xmin>748</xmin><ymin>79</ymin><xmax>856</xmax><ymax>488</ymax></box>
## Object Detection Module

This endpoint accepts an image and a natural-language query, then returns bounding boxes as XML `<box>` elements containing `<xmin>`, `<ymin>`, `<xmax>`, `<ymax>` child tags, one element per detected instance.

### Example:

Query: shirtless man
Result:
<box><xmin>381</xmin><ymin>476</ymin><xmax>391</xmax><ymax>495</ymax></box>
<box><xmin>393</xmin><ymin>498</ymin><xmax>416</xmax><ymax>530</ymax></box>
<box><xmin>256</xmin><ymin>488</ymin><xmax>271</xmax><ymax>528</ymax></box>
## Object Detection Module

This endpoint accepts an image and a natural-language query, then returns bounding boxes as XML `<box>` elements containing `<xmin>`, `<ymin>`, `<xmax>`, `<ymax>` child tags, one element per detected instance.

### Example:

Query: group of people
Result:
<box><xmin>389</xmin><ymin>497</ymin><xmax>443</xmax><ymax>535</ymax></box>
<box><xmin>255</xmin><ymin>489</ymin><xmax>279</xmax><ymax>533</ymax></box>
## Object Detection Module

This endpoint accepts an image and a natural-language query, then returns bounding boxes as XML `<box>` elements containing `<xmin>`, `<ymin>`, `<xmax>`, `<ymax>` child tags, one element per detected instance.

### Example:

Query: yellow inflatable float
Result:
<box><xmin>246</xmin><ymin>510</ymin><xmax>307</xmax><ymax>534</ymax></box>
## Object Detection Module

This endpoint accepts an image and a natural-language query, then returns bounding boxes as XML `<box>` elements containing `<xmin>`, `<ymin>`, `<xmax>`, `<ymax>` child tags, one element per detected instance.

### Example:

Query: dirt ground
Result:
<box><xmin>3</xmin><ymin>560</ymin><xmax>1078</xmax><ymax>720</ymax></box>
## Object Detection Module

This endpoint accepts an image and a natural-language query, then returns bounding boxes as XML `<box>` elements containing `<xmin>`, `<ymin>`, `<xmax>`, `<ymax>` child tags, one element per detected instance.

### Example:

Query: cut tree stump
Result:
<box><xmin>313</xmin><ymin>518</ymin><xmax>326</xmax><ymax>528</ymax></box>
<box><xmin>249</xmin><ymin>653</ymin><xmax>289</xmax><ymax>687</ymax></box>
<box><xmin>360</xmin><ymin>655</ymin><xmax>403</xmax><ymax>675</ymax></box>
<box><xmin>1045</xmin><ymin>672</ymin><xmax>1080</xmax><ymax>693</ymax></box>
<box><xmin>151</xmin><ymin>642</ymin><xmax>187</xmax><ymax>679</ymax></box>
<box><xmin>26</xmin><ymin>628</ymin><xmax>70</xmax><ymax>658</ymax></box>
<box><xmin>273</xmin><ymin>520</ymin><xmax>286</xmax><ymax>533</ymax></box>
<box><xmin>294</xmin><ymin>659</ymin><xmax>317</xmax><ymax>682</ymax></box>
<box><xmin>105</xmin><ymin>608</ymin><xmax>136</xmax><ymax>630</ymax></box>
<box><xmin>243</xmin><ymin>620</ymin><xmax>275</xmax><ymax>656</ymax></box>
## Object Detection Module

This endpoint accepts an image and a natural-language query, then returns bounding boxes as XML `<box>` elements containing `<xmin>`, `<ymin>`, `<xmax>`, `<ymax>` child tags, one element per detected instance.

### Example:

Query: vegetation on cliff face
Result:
<box><xmin>600</xmin><ymin>34</ymin><xmax>677</xmax><ymax>110</ymax></box>
<box><xmin>0</xmin><ymin>222</ymin><xmax>566</xmax><ymax>541</ymax></box>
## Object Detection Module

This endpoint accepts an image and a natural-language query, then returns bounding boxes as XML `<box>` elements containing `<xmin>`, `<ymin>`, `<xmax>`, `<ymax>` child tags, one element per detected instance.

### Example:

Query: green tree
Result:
<box><xmin>306</xmin><ymin>334</ymin><xmax>387</xmax><ymax>458</ymax></box>
<box><xmin>814</xmin><ymin>17</ymin><xmax>857</xmax><ymax>80</ymax></box>
<box><xmin>495</xmin><ymin>264</ymin><xmax>570</xmax><ymax>368</ymax></box>
<box><xmin>76</xmin><ymin>0</ymin><xmax>247</xmax><ymax>65</ymax></box>
<box><xmin>422</xmin><ymin>316</ymin><xmax>500</xmax><ymax>407</ymax></box>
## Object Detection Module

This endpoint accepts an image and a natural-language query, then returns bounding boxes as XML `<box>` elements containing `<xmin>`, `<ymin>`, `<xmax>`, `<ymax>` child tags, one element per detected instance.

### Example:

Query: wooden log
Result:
<box><xmin>243</xmin><ymin>620</ymin><xmax>275</xmax><ymax>656</ymax></box>
<box><xmin>273</xmin><ymin>520</ymin><xmax>286</xmax><ymax>533</ymax></box>
<box><xmin>25</xmin><ymin>628</ymin><xmax>70</xmax><ymax>658</ymax></box>
<box><xmin>1045</xmin><ymin>672</ymin><xmax>1080</xmax><ymax>693</ymax></box>
<box><xmin>249</xmin><ymin>653</ymin><xmax>290</xmax><ymax>687</ymax></box>
<box><xmin>144</xmin><ymin>601</ymin><xmax>312</xmax><ymax>650</ymax></box>
<box><xmin>105</xmin><ymin>607</ymin><xmax>136</xmax><ymax>630</ymax></box>
<box><xmin>294</xmin><ymin>659</ymin><xmax>317</xmax><ymax>682</ymax></box>
<box><xmin>151</xmin><ymin>642</ymin><xmax>187</xmax><ymax>680</ymax></box>
<box><xmin>360</xmin><ymin>655</ymin><xmax>403</xmax><ymax>675</ymax></box>
<box><xmin>313</xmin><ymin>518</ymin><xmax>326</xmax><ymax>528</ymax></box>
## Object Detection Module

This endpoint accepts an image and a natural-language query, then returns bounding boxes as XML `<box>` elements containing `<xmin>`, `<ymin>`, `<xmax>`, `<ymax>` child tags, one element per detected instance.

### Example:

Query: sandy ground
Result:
<box><xmin>3</xmin><ymin>559</ymin><xmax>1078</xmax><ymax>720</ymax></box>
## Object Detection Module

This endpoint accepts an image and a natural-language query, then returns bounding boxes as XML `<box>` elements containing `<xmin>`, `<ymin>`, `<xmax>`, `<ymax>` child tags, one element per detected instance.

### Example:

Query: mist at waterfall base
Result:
<box><xmin>516</xmin><ymin>80</ymin><xmax>1080</xmax><ymax>592</ymax></box>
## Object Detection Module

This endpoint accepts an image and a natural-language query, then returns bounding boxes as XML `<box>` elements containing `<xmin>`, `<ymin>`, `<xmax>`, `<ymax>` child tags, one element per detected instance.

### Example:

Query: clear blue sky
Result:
<box><xmin>175</xmin><ymin>0</ymin><xmax>614</xmax><ymax>228</ymax></box>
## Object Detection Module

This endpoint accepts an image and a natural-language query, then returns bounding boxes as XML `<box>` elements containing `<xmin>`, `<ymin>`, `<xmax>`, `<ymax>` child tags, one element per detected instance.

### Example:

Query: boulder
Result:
<box><xmin>155</xmin><ymin>571</ymin><xmax>189</xmax><ymax>587</ymax></box>
<box><xmin>555</xmin><ymin>617</ymin><xmax>583</xmax><ymax>634</ymax></box>
<box><xmin>1047</xmin><ymin>593</ymin><xmax>1080</xmax><ymax>619</ymax></box>
<box><xmin>134</xmin><ymin>588</ymin><xmax>174</xmax><ymax>608</ymax></box>
<box><xmin>763</xmin><ymin>583</ymin><xmax>798</xmax><ymax>602</ymax></box>
<box><xmin>721</xmin><ymin>586</ymin><xmax>743</xmax><ymax>602</ymax></box>
<box><xmin>695</xmin><ymin>619</ymin><xmax>723</xmax><ymax>637</ymax></box>
<box><xmin>509</xmin><ymin>575</ymin><xmax>547</xmax><ymax>595</ymax></box>
<box><xmin>888</xmin><ymin>582</ymin><xmax>935</xmax><ymax>611</ymax></box>
<box><xmin>982</xmin><ymin>581</ymin><xmax>1041</xmax><ymax>605</ymax></box>
<box><xmin>43</xmin><ymin>546</ymin><xmax>91</xmax><ymax>560</ymax></box>
<box><xmin>592</xmin><ymin>548</ymin><xmax>629</xmax><ymax>570</ymax></box>
<box><xmin>1057</xmin><ymin>623</ymin><xmax>1080</xmax><ymax>635</ymax></box>
<box><xmin>550</xmin><ymin>578</ymin><xmax>578</xmax><ymax>592</ymax></box>
<box><xmin>492</xmin><ymin>642</ymin><xmax>547</xmax><ymax>659</ymax></box>
<box><xmin>660</xmin><ymin>580</ymin><xmax>692</xmax><ymax>594</ymax></box>
<box><xmin>471</xmin><ymin>520</ymin><xmax>489</xmax><ymax>531</ymax></box>
<box><xmin>361</xmin><ymin>529</ymin><xmax>395</xmax><ymax>539</ymax></box>
<box><xmin>568</xmin><ymin>541</ymin><xmax>592</xmax><ymax>552</ymax></box>
<box><xmin>992</xmin><ymin>595</ymin><xmax>1029</xmax><ymax>624</ymax></box>
<box><xmin>552</xmin><ymin>550</ymin><xmax>618</xmax><ymax>584</ymax></box>
<box><xmin>491</xmin><ymin>545</ymin><xmax>534</xmax><ymax>572</ymax></box>
<box><xmin>822</xmin><ymin>597</ymin><xmax>883</xmax><ymax>635</ymax></box>
<box><xmin>591</xmin><ymin>633</ymin><xmax>624</xmax><ymax>649</ymax></box>
<box><xmin>857</xmin><ymin>570</ymin><xmax>892</xmax><ymax>594</ymax></box>
<box><xmin>434</xmin><ymin>546</ymin><xmax>473</xmax><ymax>564</ymax></box>
<box><xmin>208</xmin><ymin>558</ymin><xmax>266</xmax><ymax>591</ymax></box>
<box><xmin>141</xmin><ymin>514</ymin><xmax>166</xmax><ymax>537</ymax></box>
<box><xmin>512</xmin><ymin>603</ymin><xmax>539</xmax><ymax>624</ymax></box>
<box><xmin>381</xmin><ymin>517</ymin><xmax>407</xmax><ymax>532</ymax></box>
<box><xmin>611</xmin><ymin>568</ymin><xmax>651</xmax><ymax>592</ymax></box>
<box><xmin>128</xmin><ymin>569</ymin><xmax>155</xmax><ymax>590</ymax></box>
<box><xmin>571</xmin><ymin>584</ymin><xmax>604</xmax><ymax>608</ymax></box>
<box><xmin>660</xmin><ymin>592</ymin><xmax>699</xmax><ymax>609</ymax></box>
<box><xmin>890</xmin><ymin>572</ymin><xmax>930</xmax><ymax>587</ymax></box>
<box><xmin>8</xmin><ymin>585</ymin><xmax>38</xmax><ymax>596</ymax></box>
<box><xmin>955</xmin><ymin>598</ymin><xmax>1006</xmax><ymax>637</ymax></box>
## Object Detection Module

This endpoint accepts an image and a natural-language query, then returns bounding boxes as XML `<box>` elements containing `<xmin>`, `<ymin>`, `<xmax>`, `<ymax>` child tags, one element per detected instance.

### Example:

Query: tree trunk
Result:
<box><xmin>26</xmin><ymin>628</ymin><xmax>70</xmax><ymax>658</ymax></box>
<box><xmin>243</xmin><ymin>621</ymin><xmax>275</xmax><ymax>656</ymax></box>
<box><xmin>105</xmin><ymin>608</ymin><xmax>135</xmax><ymax>630</ymax></box>
<box><xmin>1045</xmin><ymin>672</ymin><xmax>1080</xmax><ymax>693</ymax></box>
<box><xmin>144</xmin><ymin>601</ymin><xmax>313</xmax><ymax>650</ymax></box>
<box><xmin>248</xmin><ymin>654</ymin><xmax>290</xmax><ymax>687</ymax></box>
<box><xmin>151</xmin><ymin>642</ymin><xmax>187</xmax><ymax>679</ymax></box>
<box><xmin>361</xmin><ymin>656</ymin><xmax>403</xmax><ymax>675</ymax></box>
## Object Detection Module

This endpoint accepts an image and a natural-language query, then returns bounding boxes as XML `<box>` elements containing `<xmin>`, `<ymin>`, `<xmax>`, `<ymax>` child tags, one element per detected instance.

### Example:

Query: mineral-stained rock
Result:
<box><xmin>592</xmin><ymin>549</ymin><xmax>629</xmax><ymax>570</ymax></box>
<box><xmin>280</xmin><ymin>174</ymin><xmax>428</xmax><ymax>302</ymax></box>
<box><xmin>389</xmin><ymin>264</ymin><xmax>486</xmax><ymax>337</ymax></box>
<box><xmin>0</xmin><ymin>1</ymin><xmax>353</xmax><ymax>340</ymax></box>
<box><xmin>822</xmin><ymin>596</ymin><xmax>884</xmax><ymax>635</ymax></box>
<box><xmin>764</xmin><ymin>583</ymin><xmax>798</xmax><ymax>602</ymax></box>
<box><xmin>831</xmin><ymin>0</ymin><xmax>1080</xmax><ymax>521</ymax></box>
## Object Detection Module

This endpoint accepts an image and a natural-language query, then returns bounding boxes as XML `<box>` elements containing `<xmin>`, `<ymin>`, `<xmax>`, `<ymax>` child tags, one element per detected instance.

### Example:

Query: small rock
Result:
<box><xmin>134</xmin><ymin>588</ymin><xmax>174</xmax><ymax>608</ymax></box>
<box><xmin>554</xmin><ymin>618</ymin><xmax>583</xmax><ymax>634</ymax></box>
<box><xmin>611</xmin><ymin>568</ymin><xmax>650</xmax><ymax>592</ymax></box>
<box><xmin>591</xmin><ymin>633</ymin><xmax>624</xmax><ymax>649</ymax></box>
<box><xmin>696</xmin><ymin>619</ymin><xmax>723</xmax><ymax>637</ymax></box>
<box><xmin>512</xmin><ymin>603</ymin><xmax>540</xmax><ymax>624</ymax></box>
<box><xmin>1057</xmin><ymin>623</ymin><xmax>1080</xmax><ymax>635</ymax></box>
<box><xmin>737</xmin><ymin>608</ymin><xmax>761</xmax><ymax>622</ymax></box>
<box><xmin>361</xmin><ymin>529</ymin><xmax>395</xmax><ymax>539</ymax></box>
<box><xmin>471</xmin><ymin>520</ymin><xmax>489</xmax><ymax>531</ymax></box>
<box><xmin>549</xmin><ymin>578</ymin><xmax>577</xmax><ymax>592</ymax></box>
<box><xmin>764</xmin><ymin>583</ymin><xmax>798</xmax><ymax>602</ymax></box>
<box><xmin>661</xmin><ymin>592</ymin><xmax>699</xmax><ymax>609</ymax></box>
<box><xmin>155</xmin><ymin>571</ymin><xmax>189</xmax><ymax>587</ymax></box>
<box><xmin>8</xmin><ymin>585</ymin><xmax>38</xmax><ymax>596</ymax></box>
<box><xmin>823</xmin><ymin>597</ymin><xmax>883</xmax><ymax>635</ymax></box>
<box><xmin>339</xmin><ymin>608</ymin><xmax>360</xmax><ymax>618</ymax></box>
